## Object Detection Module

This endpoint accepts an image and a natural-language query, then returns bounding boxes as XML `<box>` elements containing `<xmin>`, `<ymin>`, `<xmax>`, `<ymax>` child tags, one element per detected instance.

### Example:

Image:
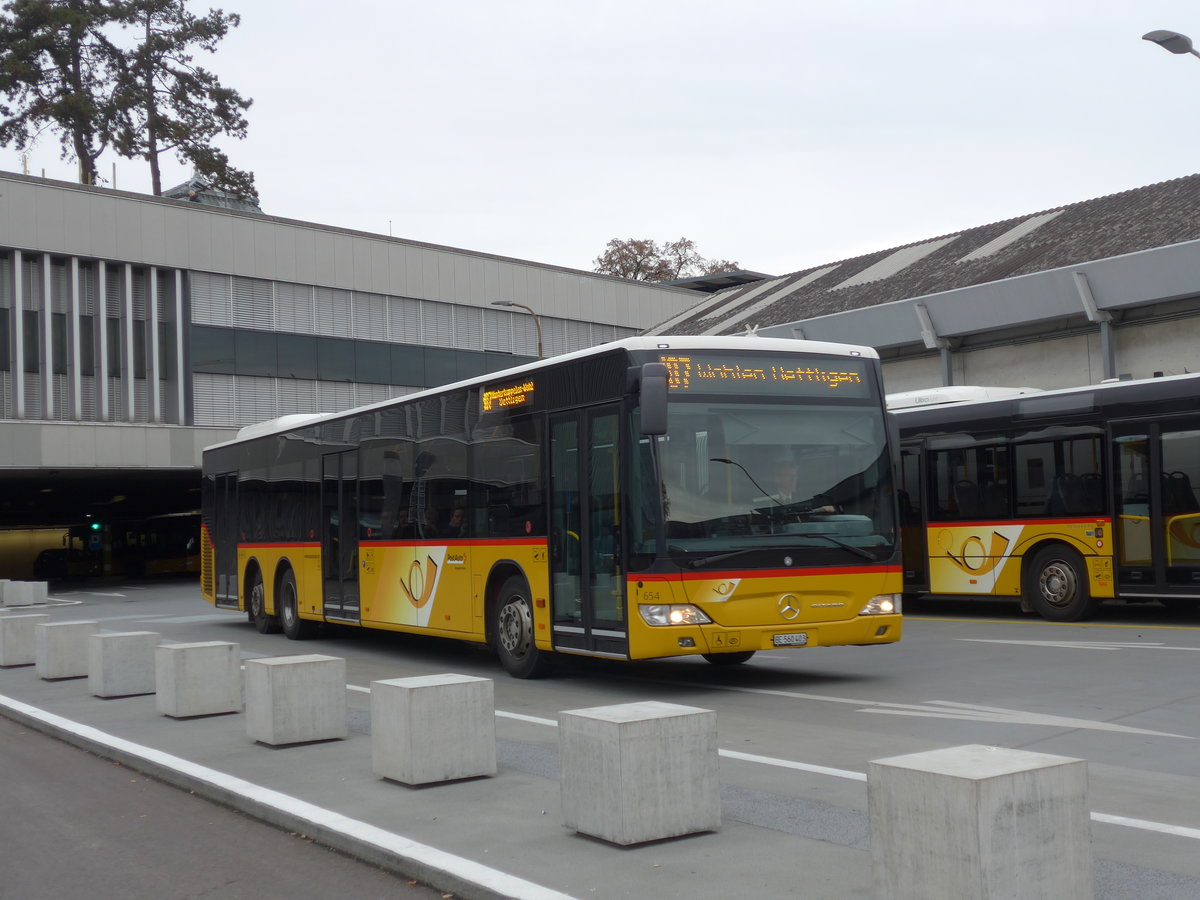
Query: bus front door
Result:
<box><xmin>549</xmin><ymin>406</ymin><xmax>628</xmax><ymax>658</ymax></box>
<box><xmin>1113</xmin><ymin>420</ymin><xmax>1200</xmax><ymax>598</ymax></box>
<box><xmin>321</xmin><ymin>451</ymin><xmax>360</xmax><ymax>622</ymax></box>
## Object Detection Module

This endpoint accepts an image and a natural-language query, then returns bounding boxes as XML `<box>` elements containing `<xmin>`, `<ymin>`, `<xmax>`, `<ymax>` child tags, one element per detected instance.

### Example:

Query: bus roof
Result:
<box><xmin>204</xmin><ymin>334</ymin><xmax>881</xmax><ymax>452</ymax></box>
<box><xmin>886</xmin><ymin>385</ymin><xmax>1042</xmax><ymax>410</ymax></box>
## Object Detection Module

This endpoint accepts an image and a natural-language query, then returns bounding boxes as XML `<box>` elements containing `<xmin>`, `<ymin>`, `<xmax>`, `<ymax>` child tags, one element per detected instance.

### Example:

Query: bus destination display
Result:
<box><xmin>482</xmin><ymin>380</ymin><xmax>535</xmax><ymax>413</ymax></box>
<box><xmin>659</xmin><ymin>353</ymin><xmax>871</xmax><ymax>397</ymax></box>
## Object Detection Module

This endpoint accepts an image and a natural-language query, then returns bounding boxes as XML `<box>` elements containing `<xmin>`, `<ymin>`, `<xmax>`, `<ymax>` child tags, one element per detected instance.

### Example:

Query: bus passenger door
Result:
<box><xmin>549</xmin><ymin>406</ymin><xmax>628</xmax><ymax>658</ymax></box>
<box><xmin>1113</xmin><ymin>421</ymin><xmax>1200</xmax><ymax>596</ymax></box>
<box><xmin>322</xmin><ymin>451</ymin><xmax>360</xmax><ymax>622</ymax></box>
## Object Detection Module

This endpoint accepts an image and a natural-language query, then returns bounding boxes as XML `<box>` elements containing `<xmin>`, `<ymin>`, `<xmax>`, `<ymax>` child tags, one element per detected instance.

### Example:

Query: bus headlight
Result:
<box><xmin>639</xmin><ymin>604</ymin><xmax>713</xmax><ymax>626</ymax></box>
<box><xmin>859</xmin><ymin>594</ymin><xmax>901</xmax><ymax>616</ymax></box>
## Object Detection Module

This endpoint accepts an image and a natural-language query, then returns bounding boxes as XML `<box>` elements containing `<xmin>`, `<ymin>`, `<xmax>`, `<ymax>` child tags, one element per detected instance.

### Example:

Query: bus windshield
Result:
<box><xmin>651</xmin><ymin>397</ymin><xmax>895</xmax><ymax>565</ymax></box>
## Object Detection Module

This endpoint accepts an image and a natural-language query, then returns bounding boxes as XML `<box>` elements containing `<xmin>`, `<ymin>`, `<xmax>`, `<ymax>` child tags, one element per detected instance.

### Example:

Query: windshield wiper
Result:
<box><xmin>805</xmin><ymin>533</ymin><xmax>878</xmax><ymax>561</ymax></box>
<box><xmin>679</xmin><ymin>548</ymin><xmax>759</xmax><ymax>569</ymax></box>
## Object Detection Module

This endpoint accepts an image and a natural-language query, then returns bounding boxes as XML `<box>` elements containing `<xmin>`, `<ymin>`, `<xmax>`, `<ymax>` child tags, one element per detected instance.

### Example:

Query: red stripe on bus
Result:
<box><xmin>926</xmin><ymin>518</ymin><xmax>1110</xmax><ymax>527</ymax></box>
<box><xmin>635</xmin><ymin>565</ymin><xmax>901</xmax><ymax>582</ymax></box>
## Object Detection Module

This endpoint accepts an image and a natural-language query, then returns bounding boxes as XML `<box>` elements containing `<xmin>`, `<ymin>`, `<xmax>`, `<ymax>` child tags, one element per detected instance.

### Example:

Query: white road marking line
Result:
<box><xmin>0</xmin><ymin>693</ymin><xmax>577</xmax><ymax>900</ymax></box>
<box><xmin>959</xmin><ymin>638</ymin><xmax>1200</xmax><ymax>652</ymax></box>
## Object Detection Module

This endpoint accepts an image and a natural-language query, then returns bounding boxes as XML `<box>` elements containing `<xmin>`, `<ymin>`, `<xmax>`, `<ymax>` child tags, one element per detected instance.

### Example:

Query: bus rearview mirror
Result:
<box><xmin>640</xmin><ymin>363</ymin><xmax>668</xmax><ymax>436</ymax></box>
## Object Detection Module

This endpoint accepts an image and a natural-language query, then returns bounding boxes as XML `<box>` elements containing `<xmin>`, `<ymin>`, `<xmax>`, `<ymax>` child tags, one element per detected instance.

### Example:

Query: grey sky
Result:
<box><xmin>3</xmin><ymin>0</ymin><xmax>1199</xmax><ymax>278</ymax></box>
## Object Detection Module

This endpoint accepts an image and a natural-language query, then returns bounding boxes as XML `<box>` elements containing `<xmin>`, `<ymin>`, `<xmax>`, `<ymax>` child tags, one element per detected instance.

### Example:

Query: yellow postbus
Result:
<box><xmin>891</xmin><ymin>374</ymin><xmax>1200</xmax><ymax>620</ymax></box>
<box><xmin>201</xmin><ymin>336</ymin><xmax>902</xmax><ymax>677</ymax></box>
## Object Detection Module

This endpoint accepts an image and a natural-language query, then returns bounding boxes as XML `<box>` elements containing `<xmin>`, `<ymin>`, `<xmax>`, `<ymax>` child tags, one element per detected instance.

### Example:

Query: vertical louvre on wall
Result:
<box><xmin>454</xmin><ymin>305</ymin><xmax>484</xmax><ymax>351</ymax></box>
<box><xmin>276</xmin><ymin>282</ymin><xmax>314</xmax><ymax>333</ymax></box>
<box><xmin>190</xmin><ymin>271</ymin><xmax>232</xmax><ymax>325</ymax></box>
<box><xmin>192</xmin><ymin>373</ymin><xmax>237</xmax><ymax>426</ymax></box>
<box><xmin>237</xmin><ymin>374</ymin><xmax>278</xmax><ymax>422</ymax></box>
<box><xmin>318</xmin><ymin>380</ymin><xmax>355</xmax><ymax>413</ymax></box>
<box><xmin>107</xmin><ymin>376</ymin><xmax>124</xmax><ymax>420</ymax></box>
<box><xmin>483</xmin><ymin>307</ymin><xmax>511</xmax><ymax>352</ymax></box>
<box><xmin>353</xmin><ymin>291</ymin><xmax>387</xmax><ymax>341</ymax></box>
<box><xmin>278</xmin><ymin>377</ymin><xmax>318</xmax><ymax>414</ymax></box>
<box><xmin>354</xmin><ymin>382</ymin><xmax>390</xmax><ymax>407</ymax></box>
<box><xmin>513</xmin><ymin>315</ymin><xmax>537</xmax><ymax>357</ymax></box>
<box><xmin>131</xmin><ymin>269</ymin><xmax>147</xmax><ymax>320</ymax></box>
<box><xmin>0</xmin><ymin>252</ymin><xmax>9</xmax><ymax>308</ymax></box>
<box><xmin>52</xmin><ymin>374</ymin><xmax>70</xmax><ymax>421</ymax></box>
<box><xmin>22</xmin><ymin>257</ymin><xmax>40</xmax><ymax>310</ymax></box>
<box><xmin>105</xmin><ymin>266</ymin><xmax>123</xmax><ymax>316</ymax></box>
<box><xmin>134</xmin><ymin>378</ymin><xmax>149</xmax><ymax>422</ymax></box>
<box><xmin>0</xmin><ymin>372</ymin><xmax>10</xmax><ymax>417</ymax></box>
<box><xmin>232</xmin><ymin>276</ymin><xmax>274</xmax><ymax>330</ymax></box>
<box><xmin>315</xmin><ymin>286</ymin><xmax>353</xmax><ymax>338</ymax></box>
<box><xmin>50</xmin><ymin>261</ymin><xmax>68</xmax><ymax>313</ymax></box>
<box><xmin>389</xmin><ymin>295</ymin><xmax>422</xmax><ymax>343</ymax></box>
<box><xmin>24</xmin><ymin>374</ymin><xmax>42</xmax><ymax>418</ymax></box>
<box><xmin>80</xmin><ymin>375</ymin><xmax>97</xmax><ymax>419</ymax></box>
<box><xmin>421</xmin><ymin>301</ymin><xmax>454</xmax><ymax>347</ymax></box>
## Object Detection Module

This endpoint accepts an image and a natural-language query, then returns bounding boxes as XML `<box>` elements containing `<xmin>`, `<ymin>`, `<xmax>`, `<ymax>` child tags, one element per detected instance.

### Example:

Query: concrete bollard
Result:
<box><xmin>559</xmin><ymin>700</ymin><xmax>720</xmax><ymax>845</ymax></box>
<box><xmin>155</xmin><ymin>641</ymin><xmax>242</xmax><ymax>718</ymax></box>
<box><xmin>0</xmin><ymin>613</ymin><xmax>52</xmax><ymax>666</ymax></box>
<box><xmin>869</xmin><ymin>743</ymin><xmax>1093</xmax><ymax>900</ymax></box>
<box><xmin>245</xmin><ymin>654</ymin><xmax>348</xmax><ymax>746</ymax></box>
<box><xmin>36</xmin><ymin>620</ymin><xmax>100</xmax><ymax>679</ymax></box>
<box><xmin>371</xmin><ymin>674</ymin><xmax>496</xmax><ymax>785</ymax></box>
<box><xmin>2</xmin><ymin>580</ymin><xmax>48</xmax><ymax>607</ymax></box>
<box><xmin>89</xmin><ymin>631</ymin><xmax>161</xmax><ymax>698</ymax></box>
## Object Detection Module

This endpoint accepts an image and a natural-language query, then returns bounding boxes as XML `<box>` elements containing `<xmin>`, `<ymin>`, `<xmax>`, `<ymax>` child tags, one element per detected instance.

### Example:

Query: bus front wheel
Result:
<box><xmin>279</xmin><ymin>569</ymin><xmax>315</xmax><ymax>640</ymax></box>
<box><xmin>493</xmin><ymin>576</ymin><xmax>552</xmax><ymax>678</ymax></box>
<box><xmin>1023</xmin><ymin>546</ymin><xmax>1098</xmax><ymax>622</ymax></box>
<box><xmin>248</xmin><ymin>568</ymin><xmax>280</xmax><ymax>634</ymax></box>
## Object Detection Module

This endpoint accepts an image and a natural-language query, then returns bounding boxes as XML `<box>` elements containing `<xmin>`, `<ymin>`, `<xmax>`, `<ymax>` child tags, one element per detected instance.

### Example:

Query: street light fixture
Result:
<box><xmin>490</xmin><ymin>301</ymin><xmax>543</xmax><ymax>360</ymax></box>
<box><xmin>1143</xmin><ymin>29</ymin><xmax>1200</xmax><ymax>58</ymax></box>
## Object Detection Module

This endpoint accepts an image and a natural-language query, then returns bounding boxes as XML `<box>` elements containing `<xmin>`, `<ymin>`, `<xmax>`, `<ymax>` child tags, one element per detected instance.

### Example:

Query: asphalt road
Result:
<box><xmin>4</xmin><ymin>579</ymin><xmax>1200</xmax><ymax>898</ymax></box>
<box><xmin>0</xmin><ymin>712</ymin><xmax>445</xmax><ymax>900</ymax></box>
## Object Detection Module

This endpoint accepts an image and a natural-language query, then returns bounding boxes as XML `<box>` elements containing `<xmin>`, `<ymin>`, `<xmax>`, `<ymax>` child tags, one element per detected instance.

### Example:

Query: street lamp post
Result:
<box><xmin>490</xmin><ymin>301</ymin><xmax>543</xmax><ymax>360</ymax></box>
<box><xmin>1143</xmin><ymin>29</ymin><xmax>1200</xmax><ymax>58</ymax></box>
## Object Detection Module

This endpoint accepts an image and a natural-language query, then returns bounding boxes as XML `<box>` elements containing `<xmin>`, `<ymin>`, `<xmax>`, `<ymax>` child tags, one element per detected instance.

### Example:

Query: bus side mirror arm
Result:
<box><xmin>636</xmin><ymin>362</ymin><xmax>669</xmax><ymax>436</ymax></box>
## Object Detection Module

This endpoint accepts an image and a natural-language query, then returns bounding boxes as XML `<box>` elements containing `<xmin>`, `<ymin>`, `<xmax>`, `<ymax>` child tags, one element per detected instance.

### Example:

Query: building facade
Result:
<box><xmin>0</xmin><ymin>171</ymin><xmax>693</xmax><ymax>550</ymax></box>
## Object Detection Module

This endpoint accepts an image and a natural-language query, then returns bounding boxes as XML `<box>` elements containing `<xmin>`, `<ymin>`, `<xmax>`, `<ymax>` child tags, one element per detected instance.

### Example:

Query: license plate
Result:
<box><xmin>773</xmin><ymin>632</ymin><xmax>808</xmax><ymax>647</ymax></box>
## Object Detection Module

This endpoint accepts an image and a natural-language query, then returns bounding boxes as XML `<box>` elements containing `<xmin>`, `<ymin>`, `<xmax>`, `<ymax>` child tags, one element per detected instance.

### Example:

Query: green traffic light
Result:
<box><xmin>90</xmin><ymin>522</ymin><xmax>101</xmax><ymax>531</ymax></box>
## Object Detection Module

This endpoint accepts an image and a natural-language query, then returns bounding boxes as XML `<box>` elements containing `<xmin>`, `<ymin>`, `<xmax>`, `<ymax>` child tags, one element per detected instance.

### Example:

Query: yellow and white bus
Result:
<box><xmin>201</xmin><ymin>336</ymin><xmax>902</xmax><ymax>677</ymax></box>
<box><xmin>891</xmin><ymin>374</ymin><xmax>1200</xmax><ymax>620</ymax></box>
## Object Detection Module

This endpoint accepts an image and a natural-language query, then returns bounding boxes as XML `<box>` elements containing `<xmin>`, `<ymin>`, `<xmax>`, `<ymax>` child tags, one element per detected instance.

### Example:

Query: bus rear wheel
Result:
<box><xmin>248</xmin><ymin>568</ymin><xmax>280</xmax><ymax>634</ymax></box>
<box><xmin>1023</xmin><ymin>546</ymin><xmax>1098</xmax><ymax>622</ymax></box>
<box><xmin>278</xmin><ymin>569</ymin><xmax>315</xmax><ymax>640</ymax></box>
<box><xmin>493</xmin><ymin>576</ymin><xmax>552</xmax><ymax>678</ymax></box>
<box><xmin>702</xmin><ymin>651</ymin><xmax>756</xmax><ymax>666</ymax></box>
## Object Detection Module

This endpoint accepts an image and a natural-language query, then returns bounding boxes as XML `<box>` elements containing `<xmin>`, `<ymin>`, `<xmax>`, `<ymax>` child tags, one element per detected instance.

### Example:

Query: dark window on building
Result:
<box><xmin>79</xmin><ymin>316</ymin><xmax>95</xmax><ymax>376</ymax></box>
<box><xmin>159</xmin><ymin>321</ymin><xmax>175</xmax><ymax>380</ymax></box>
<box><xmin>278</xmin><ymin>333</ymin><xmax>319</xmax><ymax>379</ymax></box>
<box><xmin>52</xmin><ymin>313</ymin><xmax>67</xmax><ymax>374</ymax></box>
<box><xmin>234</xmin><ymin>329</ymin><xmax>277</xmax><ymax>377</ymax></box>
<box><xmin>132</xmin><ymin>320</ymin><xmax>147</xmax><ymax>378</ymax></box>
<box><xmin>0</xmin><ymin>308</ymin><xmax>9</xmax><ymax>371</ymax></box>
<box><xmin>23</xmin><ymin>311</ymin><xmax>39</xmax><ymax>373</ymax></box>
<box><xmin>425</xmin><ymin>347</ymin><xmax>458</xmax><ymax>386</ymax></box>
<box><xmin>190</xmin><ymin>325</ymin><xmax>235</xmax><ymax>374</ymax></box>
<box><xmin>391</xmin><ymin>344</ymin><xmax>425</xmax><ymax>386</ymax></box>
<box><xmin>355</xmin><ymin>341</ymin><xmax>390</xmax><ymax>384</ymax></box>
<box><xmin>318</xmin><ymin>337</ymin><xmax>355</xmax><ymax>382</ymax></box>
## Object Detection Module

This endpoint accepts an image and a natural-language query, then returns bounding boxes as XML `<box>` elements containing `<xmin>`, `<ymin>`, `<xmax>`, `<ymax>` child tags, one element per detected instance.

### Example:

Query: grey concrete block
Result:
<box><xmin>559</xmin><ymin>700</ymin><xmax>720</xmax><ymax>845</ymax></box>
<box><xmin>0</xmin><ymin>613</ymin><xmax>51</xmax><ymax>666</ymax></box>
<box><xmin>88</xmin><ymin>631</ymin><xmax>160</xmax><ymax>697</ymax></box>
<box><xmin>245</xmin><ymin>654</ymin><xmax>347</xmax><ymax>746</ymax></box>
<box><xmin>869</xmin><ymin>743</ymin><xmax>1093</xmax><ymax>900</ymax></box>
<box><xmin>36</xmin><ymin>620</ymin><xmax>100</xmax><ymax>679</ymax></box>
<box><xmin>155</xmin><ymin>641</ymin><xmax>242</xmax><ymax>718</ymax></box>
<box><xmin>2</xmin><ymin>580</ymin><xmax>48</xmax><ymax>607</ymax></box>
<box><xmin>371</xmin><ymin>674</ymin><xmax>496</xmax><ymax>785</ymax></box>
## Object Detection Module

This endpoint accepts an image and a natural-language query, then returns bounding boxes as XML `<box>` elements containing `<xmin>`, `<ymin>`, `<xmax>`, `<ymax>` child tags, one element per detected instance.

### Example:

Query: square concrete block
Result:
<box><xmin>155</xmin><ymin>641</ymin><xmax>242</xmax><ymax>718</ymax></box>
<box><xmin>2</xmin><ymin>581</ymin><xmax>48</xmax><ymax>607</ymax></box>
<box><xmin>245</xmin><ymin>654</ymin><xmax>348</xmax><ymax>746</ymax></box>
<box><xmin>89</xmin><ymin>631</ymin><xmax>160</xmax><ymax>697</ymax></box>
<box><xmin>371</xmin><ymin>673</ymin><xmax>496</xmax><ymax>785</ymax></box>
<box><xmin>559</xmin><ymin>700</ymin><xmax>720</xmax><ymax>845</ymax></box>
<box><xmin>869</xmin><ymin>743</ymin><xmax>1093</xmax><ymax>900</ymax></box>
<box><xmin>36</xmin><ymin>620</ymin><xmax>100</xmax><ymax>679</ymax></box>
<box><xmin>0</xmin><ymin>613</ymin><xmax>51</xmax><ymax>666</ymax></box>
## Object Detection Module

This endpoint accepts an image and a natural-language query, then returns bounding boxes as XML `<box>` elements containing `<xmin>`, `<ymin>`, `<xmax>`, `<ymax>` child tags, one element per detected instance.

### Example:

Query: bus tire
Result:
<box><xmin>493</xmin><ymin>576</ymin><xmax>552</xmax><ymax>678</ymax></box>
<box><xmin>1023</xmin><ymin>545</ymin><xmax>1098</xmax><ymax>622</ymax></box>
<box><xmin>702</xmin><ymin>650</ymin><xmax>755</xmax><ymax>666</ymax></box>
<box><xmin>248</xmin><ymin>567</ymin><xmax>280</xmax><ymax>634</ymax></box>
<box><xmin>278</xmin><ymin>568</ymin><xmax>315</xmax><ymax>640</ymax></box>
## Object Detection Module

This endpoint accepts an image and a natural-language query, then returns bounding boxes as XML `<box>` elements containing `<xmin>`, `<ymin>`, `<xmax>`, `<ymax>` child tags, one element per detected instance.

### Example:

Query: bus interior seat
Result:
<box><xmin>953</xmin><ymin>480</ymin><xmax>980</xmax><ymax>517</ymax></box>
<box><xmin>980</xmin><ymin>479</ymin><xmax>1008</xmax><ymax>516</ymax></box>
<box><xmin>1165</xmin><ymin>471</ymin><xmax>1199</xmax><ymax>513</ymax></box>
<box><xmin>1080</xmin><ymin>472</ymin><xmax>1104</xmax><ymax>511</ymax></box>
<box><xmin>1047</xmin><ymin>473</ymin><xmax>1086</xmax><ymax>515</ymax></box>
